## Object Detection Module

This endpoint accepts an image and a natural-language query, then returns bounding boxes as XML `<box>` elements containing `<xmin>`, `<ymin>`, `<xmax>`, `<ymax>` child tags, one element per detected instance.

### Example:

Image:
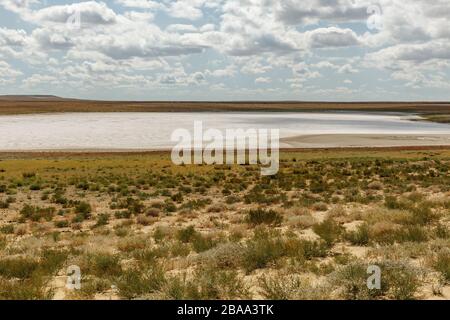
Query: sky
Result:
<box><xmin>0</xmin><ymin>0</ymin><xmax>449</xmax><ymax>101</ymax></box>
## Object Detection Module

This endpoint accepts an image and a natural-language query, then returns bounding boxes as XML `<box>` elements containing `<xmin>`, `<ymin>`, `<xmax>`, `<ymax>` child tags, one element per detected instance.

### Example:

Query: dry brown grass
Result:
<box><xmin>1</xmin><ymin>97</ymin><xmax>450</xmax><ymax>115</ymax></box>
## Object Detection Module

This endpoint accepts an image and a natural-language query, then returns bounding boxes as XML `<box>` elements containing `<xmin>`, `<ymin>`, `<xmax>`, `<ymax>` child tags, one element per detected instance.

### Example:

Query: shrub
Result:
<box><xmin>225</xmin><ymin>195</ymin><xmax>241</xmax><ymax>204</ymax></box>
<box><xmin>39</xmin><ymin>249</ymin><xmax>68</xmax><ymax>276</ymax></box>
<box><xmin>384</xmin><ymin>196</ymin><xmax>402</xmax><ymax>209</ymax></box>
<box><xmin>0</xmin><ymin>200</ymin><xmax>9</xmax><ymax>209</ymax></box>
<box><xmin>54</xmin><ymin>220</ymin><xmax>69</xmax><ymax>228</ymax></box>
<box><xmin>435</xmin><ymin>223</ymin><xmax>449</xmax><ymax>239</ymax></box>
<box><xmin>0</xmin><ymin>278</ymin><xmax>52</xmax><ymax>300</ymax></box>
<box><xmin>0</xmin><ymin>257</ymin><xmax>39</xmax><ymax>279</ymax></box>
<box><xmin>259</xmin><ymin>274</ymin><xmax>330</xmax><ymax>300</ymax></box>
<box><xmin>300</xmin><ymin>240</ymin><xmax>329</xmax><ymax>259</ymax></box>
<box><xmin>177</xmin><ymin>226</ymin><xmax>197</xmax><ymax>243</ymax></box>
<box><xmin>345</xmin><ymin>223</ymin><xmax>370</xmax><ymax>246</ymax></box>
<box><xmin>83</xmin><ymin>253</ymin><xmax>122</xmax><ymax>278</ymax></box>
<box><xmin>153</xmin><ymin>226</ymin><xmax>169</xmax><ymax>243</ymax></box>
<box><xmin>312</xmin><ymin>202</ymin><xmax>328</xmax><ymax>211</ymax></box>
<box><xmin>20</xmin><ymin>205</ymin><xmax>55</xmax><ymax>222</ymax></box>
<box><xmin>136</xmin><ymin>214</ymin><xmax>154</xmax><ymax>226</ymax></box>
<box><xmin>22</xmin><ymin>172</ymin><xmax>36</xmax><ymax>179</ymax></box>
<box><xmin>0</xmin><ymin>224</ymin><xmax>14</xmax><ymax>234</ymax></box>
<box><xmin>312</xmin><ymin>218</ymin><xmax>343</xmax><ymax>246</ymax></box>
<box><xmin>192</xmin><ymin>233</ymin><xmax>217</xmax><ymax>253</ymax></box>
<box><xmin>369</xmin><ymin>221</ymin><xmax>400</xmax><ymax>244</ymax></box>
<box><xmin>332</xmin><ymin>261</ymin><xmax>420</xmax><ymax>300</ymax></box>
<box><xmin>368</xmin><ymin>181</ymin><xmax>383</xmax><ymax>190</ymax></box>
<box><xmin>398</xmin><ymin>226</ymin><xmax>428</xmax><ymax>243</ymax></box>
<box><xmin>410</xmin><ymin>203</ymin><xmax>436</xmax><ymax>225</ymax></box>
<box><xmin>146</xmin><ymin>208</ymin><xmax>160</xmax><ymax>217</ymax></box>
<box><xmin>434</xmin><ymin>250</ymin><xmax>450</xmax><ymax>282</ymax></box>
<box><xmin>118</xmin><ymin>264</ymin><xmax>166</xmax><ymax>299</ymax></box>
<box><xmin>75</xmin><ymin>202</ymin><xmax>92</xmax><ymax>216</ymax></box>
<box><xmin>200</xmin><ymin>243</ymin><xmax>243</xmax><ymax>269</ymax></box>
<box><xmin>246</xmin><ymin>208</ymin><xmax>283</xmax><ymax>226</ymax></box>
<box><xmin>242</xmin><ymin>228</ymin><xmax>285</xmax><ymax>272</ymax></box>
<box><xmin>95</xmin><ymin>214</ymin><xmax>110</xmax><ymax>227</ymax></box>
<box><xmin>163</xmin><ymin>267</ymin><xmax>250</xmax><ymax>300</ymax></box>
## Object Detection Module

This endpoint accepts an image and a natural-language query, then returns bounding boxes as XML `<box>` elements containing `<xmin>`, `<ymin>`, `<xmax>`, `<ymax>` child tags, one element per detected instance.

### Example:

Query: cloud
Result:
<box><xmin>167</xmin><ymin>0</ymin><xmax>204</xmax><ymax>20</ymax></box>
<box><xmin>276</xmin><ymin>0</ymin><xmax>369</xmax><ymax>25</ymax></box>
<box><xmin>306</xmin><ymin>27</ymin><xmax>360</xmax><ymax>48</ymax></box>
<box><xmin>255</xmin><ymin>77</ymin><xmax>271</xmax><ymax>84</ymax></box>
<box><xmin>0</xmin><ymin>61</ymin><xmax>22</xmax><ymax>85</ymax></box>
<box><xmin>368</xmin><ymin>41</ymin><xmax>450</xmax><ymax>64</ymax></box>
<box><xmin>0</xmin><ymin>27</ymin><xmax>28</xmax><ymax>46</ymax></box>
<box><xmin>32</xmin><ymin>1</ymin><xmax>117</xmax><ymax>25</ymax></box>
<box><xmin>115</xmin><ymin>0</ymin><xmax>163</xmax><ymax>10</ymax></box>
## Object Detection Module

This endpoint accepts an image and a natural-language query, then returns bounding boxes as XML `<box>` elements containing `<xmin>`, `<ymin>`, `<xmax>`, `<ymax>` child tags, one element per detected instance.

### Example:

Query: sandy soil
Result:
<box><xmin>281</xmin><ymin>134</ymin><xmax>450</xmax><ymax>148</ymax></box>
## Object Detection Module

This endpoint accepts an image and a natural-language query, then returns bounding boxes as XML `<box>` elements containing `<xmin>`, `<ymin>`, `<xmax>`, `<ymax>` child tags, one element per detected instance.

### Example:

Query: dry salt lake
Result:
<box><xmin>1</xmin><ymin>112</ymin><xmax>450</xmax><ymax>151</ymax></box>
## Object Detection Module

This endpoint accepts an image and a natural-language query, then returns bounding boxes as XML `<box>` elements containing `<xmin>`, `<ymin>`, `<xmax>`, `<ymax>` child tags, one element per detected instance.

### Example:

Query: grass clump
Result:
<box><xmin>246</xmin><ymin>208</ymin><xmax>283</xmax><ymax>226</ymax></box>
<box><xmin>433</xmin><ymin>250</ymin><xmax>450</xmax><ymax>282</ymax></box>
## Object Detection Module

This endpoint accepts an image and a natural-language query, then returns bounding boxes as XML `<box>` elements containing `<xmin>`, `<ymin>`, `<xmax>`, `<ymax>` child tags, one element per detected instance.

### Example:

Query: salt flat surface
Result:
<box><xmin>1</xmin><ymin>112</ymin><xmax>450</xmax><ymax>150</ymax></box>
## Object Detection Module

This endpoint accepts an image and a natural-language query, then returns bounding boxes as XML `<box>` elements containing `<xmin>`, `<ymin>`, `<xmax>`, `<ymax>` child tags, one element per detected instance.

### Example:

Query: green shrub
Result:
<box><xmin>411</xmin><ymin>203</ymin><xmax>436</xmax><ymax>225</ymax></box>
<box><xmin>95</xmin><ymin>214</ymin><xmax>110</xmax><ymax>227</ymax></box>
<box><xmin>312</xmin><ymin>218</ymin><xmax>343</xmax><ymax>246</ymax></box>
<box><xmin>54</xmin><ymin>220</ymin><xmax>69</xmax><ymax>228</ymax></box>
<box><xmin>398</xmin><ymin>226</ymin><xmax>428</xmax><ymax>243</ymax></box>
<box><xmin>0</xmin><ymin>278</ymin><xmax>52</xmax><ymax>300</ymax></box>
<box><xmin>118</xmin><ymin>264</ymin><xmax>166</xmax><ymax>299</ymax></box>
<box><xmin>75</xmin><ymin>202</ymin><xmax>92</xmax><ymax>216</ymax></box>
<box><xmin>163</xmin><ymin>267</ymin><xmax>250</xmax><ymax>300</ymax></box>
<box><xmin>0</xmin><ymin>257</ymin><xmax>39</xmax><ymax>279</ymax></box>
<box><xmin>246</xmin><ymin>208</ymin><xmax>283</xmax><ymax>226</ymax></box>
<box><xmin>345</xmin><ymin>223</ymin><xmax>370</xmax><ymax>246</ymax></box>
<box><xmin>242</xmin><ymin>228</ymin><xmax>285</xmax><ymax>272</ymax></box>
<box><xmin>259</xmin><ymin>274</ymin><xmax>329</xmax><ymax>300</ymax></box>
<box><xmin>83</xmin><ymin>253</ymin><xmax>122</xmax><ymax>278</ymax></box>
<box><xmin>0</xmin><ymin>200</ymin><xmax>9</xmax><ymax>209</ymax></box>
<box><xmin>192</xmin><ymin>233</ymin><xmax>217</xmax><ymax>253</ymax></box>
<box><xmin>434</xmin><ymin>250</ymin><xmax>450</xmax><ymax>282</ymax></box>
<box><xmin>19</xmin><ymin>205</ymin><xmax>55</xmax><ymax>222</ymax></box>
<box><xmin>177</xmin><ymin>226</ymin><xmax>197</xmax><ymax>243</ymax></box>
<box><xmin>332</xmin><ymin>261</ymin><xmax>420</xmax><ymax>300</ymax></box>
<box><xmin>0</xmin><ymin>224</ymin><xmax>14</xmax><ymax>234</ymax></box>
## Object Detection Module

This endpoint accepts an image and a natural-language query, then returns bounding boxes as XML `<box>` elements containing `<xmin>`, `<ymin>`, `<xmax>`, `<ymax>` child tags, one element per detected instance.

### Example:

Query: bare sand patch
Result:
<box><xmin>281</xmin><ymin>134</ymin><xmax>450</xmax><ymax>148</ymax></box>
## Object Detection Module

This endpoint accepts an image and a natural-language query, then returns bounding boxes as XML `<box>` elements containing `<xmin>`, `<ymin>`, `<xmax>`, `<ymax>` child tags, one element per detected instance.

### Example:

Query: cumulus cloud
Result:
<box><xmin>0</xmin><ymin>61</ymin><xmax>22</xmax><ymax>85</ymax></box>
<box><xmin>276</xmin><ymin>0</ymin><xmax>369</xmax><ymax>25</ymax></box>
<box><xmin>32</xmin><ymin>1</ymin><xmax>117</xmax><ymax>25</ymax></box>
<box><xmin>306</xmin><ymin>27</ymin><xmax>360</xmax><ymax>48</ymax></box>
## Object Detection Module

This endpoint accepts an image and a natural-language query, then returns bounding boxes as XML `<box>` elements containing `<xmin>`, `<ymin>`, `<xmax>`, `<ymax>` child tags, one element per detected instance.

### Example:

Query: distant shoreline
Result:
<box><xmin>1</xmin><ymin>97</ymin><xmax>450</xmax><ymax>117</ymax></box>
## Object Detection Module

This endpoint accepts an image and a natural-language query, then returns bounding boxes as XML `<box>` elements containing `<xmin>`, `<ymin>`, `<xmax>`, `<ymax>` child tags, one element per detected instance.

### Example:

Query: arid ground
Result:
<box><xmin>0</xmin><ymin>149</ymin><xmax>449</xmax><ymax>300</ymax></box>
